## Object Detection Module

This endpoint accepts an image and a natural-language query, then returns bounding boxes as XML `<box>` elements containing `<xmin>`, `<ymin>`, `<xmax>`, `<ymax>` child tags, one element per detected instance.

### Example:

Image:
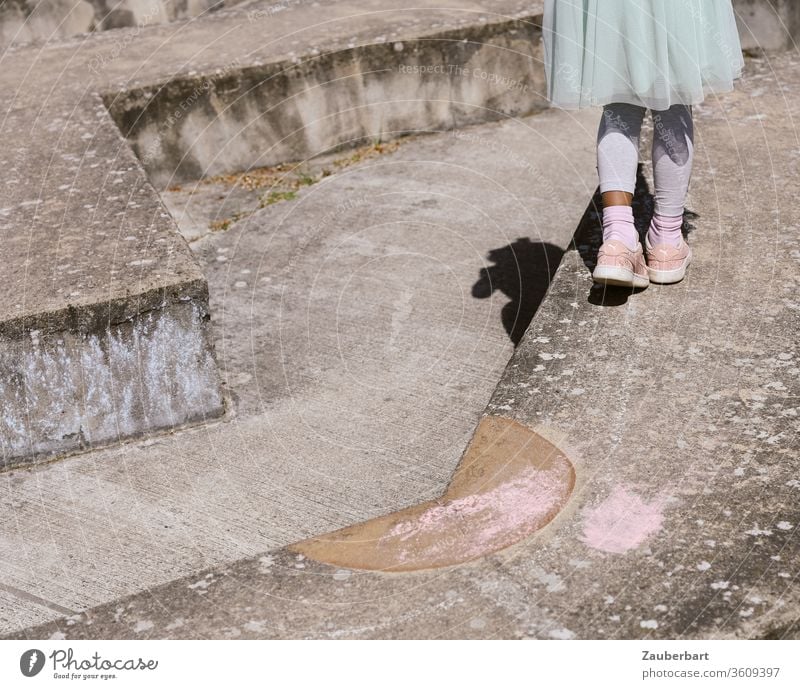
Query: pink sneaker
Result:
<box><xmin>592</xmin><ymin>240</ymin><xmax>650</xmax><ymax>289</ymax></box>
<box><xmin>645</xmin><ymin>236</ymin><xmax>692</xmax><ymax>284</ymax></box>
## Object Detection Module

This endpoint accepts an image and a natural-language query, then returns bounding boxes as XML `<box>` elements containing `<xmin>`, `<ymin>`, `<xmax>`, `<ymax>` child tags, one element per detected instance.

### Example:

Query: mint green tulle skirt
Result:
<box><xmin>543</xmin><ymin>0</ymin><xmax>744</xmax><ymax>109</ymax></box>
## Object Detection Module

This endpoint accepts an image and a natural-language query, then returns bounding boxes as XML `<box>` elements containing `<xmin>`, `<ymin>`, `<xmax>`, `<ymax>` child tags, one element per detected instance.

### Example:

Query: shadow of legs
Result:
<box><xmin>472</xmin><ymin>238</ymin><xmax>564</xmax><ymax>346</ymax></box>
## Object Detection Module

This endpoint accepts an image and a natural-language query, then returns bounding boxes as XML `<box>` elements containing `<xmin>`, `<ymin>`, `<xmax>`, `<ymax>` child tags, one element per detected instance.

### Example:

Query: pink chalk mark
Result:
<box><xmin>581</xmin><ymin>486</ymin><xmax>667</xmax><ymax>554</ymax></box>
<box><xmin>382</xmin><ymin>464</ymin><xmax>573</xmax><ymax>565</ymax></box>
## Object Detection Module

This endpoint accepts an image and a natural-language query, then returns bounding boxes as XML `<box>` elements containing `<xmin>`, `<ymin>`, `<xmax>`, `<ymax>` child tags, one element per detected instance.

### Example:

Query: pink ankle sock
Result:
<box><xmin>647</xmin><ymin>213</ymin><xmax>683</xmax><ymax>247</ymax></box>
<box><xmin>602</xmin><ymin>205</ymin><xmax>638</xmax><ymax>250</ymax></box>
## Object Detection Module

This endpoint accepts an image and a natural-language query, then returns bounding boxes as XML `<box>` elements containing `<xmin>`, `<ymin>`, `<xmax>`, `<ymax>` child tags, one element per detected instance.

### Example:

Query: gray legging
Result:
<box><xmin>597</xmin><ymin>103</ymin><xmax>694</xmax><ymax>217</ymax></box>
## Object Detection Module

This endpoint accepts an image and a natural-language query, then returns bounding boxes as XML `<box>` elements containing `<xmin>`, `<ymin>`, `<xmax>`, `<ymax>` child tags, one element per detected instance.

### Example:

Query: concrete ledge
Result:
<box><xmin>0</xmin><ymin>99</ymin><xmax>224</xmax><ymax>468</ymax></box>
<box><xmin>106</xmin><ymin>15</ymin><xmax>547</xmax><ymax>186</ymax></box>
<box><xmin>0</xmin><ymin>1</ymin><xmax>545</xmax><ymax>464</ymax></box>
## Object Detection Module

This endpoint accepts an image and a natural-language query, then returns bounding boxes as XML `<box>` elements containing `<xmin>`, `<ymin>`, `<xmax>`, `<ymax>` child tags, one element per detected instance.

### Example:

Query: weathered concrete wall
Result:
<box><xmin>733</xmin><ymin>0</ymin><xmax>800</xmax><ymax>51</ymax></box>
<box><xmin>0</xmin><ymin>0</ymin><xmax>244</xmax><ymax>47</ymax></box>
<box><xmin>106</xmin><ymin>17</ymin><xmax>548</xmax><ymax>187</ymax></box>
<box><xmin>0</xmin><ymin>300</ymin><xmax>224</xmax><ymax>468</ymax></box>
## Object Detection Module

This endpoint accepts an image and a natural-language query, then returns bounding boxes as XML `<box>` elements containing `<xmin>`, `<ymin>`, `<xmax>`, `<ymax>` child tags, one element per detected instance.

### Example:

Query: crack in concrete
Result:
<box><xmin>0</xmin><ymin>583</ymin><xmax>77</xmax><ymax>617</ymax></box>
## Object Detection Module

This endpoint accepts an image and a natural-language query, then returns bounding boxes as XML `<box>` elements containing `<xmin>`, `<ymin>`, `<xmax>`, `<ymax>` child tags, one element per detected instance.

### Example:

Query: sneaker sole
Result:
<box><xmin>592</xmin><ymin>265</ymin><xmax>650</xmax><ymax>289</ymax></box>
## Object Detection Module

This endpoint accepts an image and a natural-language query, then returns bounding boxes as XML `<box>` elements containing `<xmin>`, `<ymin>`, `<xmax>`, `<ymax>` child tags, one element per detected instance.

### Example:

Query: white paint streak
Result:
<box><xmin>0</xmin><ymin>303</ymin><xmax>221</xmax><ymax>462</ymax></box>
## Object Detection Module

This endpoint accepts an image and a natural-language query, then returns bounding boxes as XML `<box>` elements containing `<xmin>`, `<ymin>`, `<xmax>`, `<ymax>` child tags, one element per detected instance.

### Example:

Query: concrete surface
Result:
<box><xmin>0</xmin><ymin>105</ymin><xmax>599</xmax><ymax>634</ymax></box>
<box><xmin>160</xmin><ymin>140</ymin><xmax>408</xmax><ymax>243</ymax></box>
<box><xmin>0</xmin><ymin>1</ymin><xmax>244</xmax><ymax>48</ymax></box>
<box><xmin>0</xmin><ymin>0</ymin><xmax>546</xmax><ymax>463</ymax></box>
<box><xmin>3</xmin><ymin>0</ymin><xmax>796</xmax><ymax>642</ymax></box>
<box><xmin>10</xmin><ymin>50</ymin><xmax>800</xmax><ymax>641</ymax></box>
<box><xmin>0</xmin><ymin>1</ymin><xmax>544</xmax><ymax>111</ymax></box>
<box><xmin>0</xmin><ymin>99</ymin><xmax>223</xmax><ymax>467</ymax></box>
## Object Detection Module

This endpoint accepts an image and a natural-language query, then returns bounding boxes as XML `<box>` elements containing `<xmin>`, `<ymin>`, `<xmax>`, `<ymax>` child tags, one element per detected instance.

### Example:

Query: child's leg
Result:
<box><xmin>597</xmin><ymin>103</ymin><xmax>647</xmax><ymax>249</ymax></box>
<box><xmin>648</xmin><ymin>105</ymin><xmax>694</xmax><ymax>247</ymax></box>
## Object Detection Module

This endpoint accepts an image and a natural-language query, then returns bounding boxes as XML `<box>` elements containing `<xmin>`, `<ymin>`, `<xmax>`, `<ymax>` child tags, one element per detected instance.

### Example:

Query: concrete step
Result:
<box><xmin>0</xmin><ymin>99</ymin><xmax>224</xmax><ymax>468</ymax></box>
<box><xmin>0</xmin><ymin>105</ymin><xmax>599</xmax><ymax>634</ymax></box>
<box><xmin>10</xmin><ymin>50</ymin><xmax>800</xmax><ymax>641</ymax></box>
<box><xmin>2</xmin><ymin>0</ymin><xmax>547</xmax><ymax>182</ymax></box>
<box><xmin>1</xmin><ymin>1</ymin><xmax>794</xmax><ymax>53</ymax></box>
<box><xmin>1</xmin><ymin>1</ymin><xmax>546</xmax><ymax>464</ymax></box>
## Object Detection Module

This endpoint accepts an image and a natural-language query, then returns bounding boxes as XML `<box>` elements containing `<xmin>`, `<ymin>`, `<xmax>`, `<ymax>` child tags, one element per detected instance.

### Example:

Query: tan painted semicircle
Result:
<box><xmin>290</xmin><ymin>415</ymin><xmax>576</xmax><ymax>572</ymax></box>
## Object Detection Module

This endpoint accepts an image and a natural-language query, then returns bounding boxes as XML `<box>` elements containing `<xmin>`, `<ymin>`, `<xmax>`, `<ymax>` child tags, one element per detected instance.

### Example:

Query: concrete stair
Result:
<box><xmin>1</xmin><ymin>0</ymin><xmax>546</xmax><ymax>466</ymax></box>
<box><xmin>0</xmin><ymin>98</ymin><xmax>223</xmax><ymax>467</ymax></box>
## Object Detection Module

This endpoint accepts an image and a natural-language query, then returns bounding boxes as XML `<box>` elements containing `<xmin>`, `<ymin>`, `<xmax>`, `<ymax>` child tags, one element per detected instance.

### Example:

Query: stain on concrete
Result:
<box><xmin>291</xmin><ymin>415</ymin><xmax>575</xmax><ymax>571</ymax></box>
<box><xmin>580</xmin><ymin>486</ymin><xmax>668</xmax><ymax>554</ymax></box>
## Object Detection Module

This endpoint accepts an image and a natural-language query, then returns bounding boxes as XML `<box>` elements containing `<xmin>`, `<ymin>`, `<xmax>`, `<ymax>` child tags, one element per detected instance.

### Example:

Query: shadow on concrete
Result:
<box><xmin>472</xmin><ymin>237</ymin><xmax>564</xmax><ymax>347</ymax></box>
<box><xmin>759</xmin><ymin>619</ymin><xmax>800</xmax><ymax>640</ymax></box>
<box><xmin>472</xmin><ymin>167</ymin><xmax>700</xmax><ymax>338</ymax></box>
<box><xmin>572</xmin><ymin>164</ymin><xmax>696</xmax><ymax>307</ymax></box>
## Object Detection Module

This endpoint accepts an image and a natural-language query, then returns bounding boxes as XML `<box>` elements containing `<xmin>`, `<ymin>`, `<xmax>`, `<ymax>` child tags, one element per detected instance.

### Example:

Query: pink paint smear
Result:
<box><xmin>581</xmin><ymin>486</ymin><xmax>668</xmax><ymax>554</ymax></box>
<box><xmin>381</xmin><ymin>463</ymin><xmax>573</xmax><ymax>565</ymax></box>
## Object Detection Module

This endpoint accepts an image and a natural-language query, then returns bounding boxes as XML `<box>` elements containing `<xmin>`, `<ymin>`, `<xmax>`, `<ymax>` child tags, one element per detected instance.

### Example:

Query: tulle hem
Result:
<box><xmin>549</xmin><ymin>73</ymin><xmax>743</xmax><ymax>111</ymax></box>
<box><xmin>543</xmin><ymin>0</ymin><xmax>744</xmax><ymax>110</ymax></box>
